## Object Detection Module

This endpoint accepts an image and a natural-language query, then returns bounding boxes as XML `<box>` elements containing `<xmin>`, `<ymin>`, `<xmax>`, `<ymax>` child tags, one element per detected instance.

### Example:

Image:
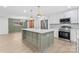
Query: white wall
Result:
<box><xmin>0</xmin><ymin>17</ymin><xmax>8</xmax><ymax>34</ymax></box>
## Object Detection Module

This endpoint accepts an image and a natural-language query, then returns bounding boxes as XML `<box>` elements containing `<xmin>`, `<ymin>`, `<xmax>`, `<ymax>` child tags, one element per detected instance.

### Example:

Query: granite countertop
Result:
<box><xmin>22</xmin><ymin>28</ymin><xmax>54</xmax><ymax>33</ymax></box>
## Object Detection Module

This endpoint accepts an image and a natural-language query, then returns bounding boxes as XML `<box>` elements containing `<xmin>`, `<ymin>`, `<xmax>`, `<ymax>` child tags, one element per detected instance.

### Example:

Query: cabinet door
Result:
<box><xmin>49</xmin><ymin>15</ymin><xmax>59</xmax><ymax>24</ymax></box>
<box><xmin>23</xmin><ymin>20</ymin><xmax>27</xmax><ymax>28</ymax></box>
<box><xmin>49</xmin><ymin>16</ymin><xmax>54</xmax><ymax>24</ymax></box>
<box><xmin>22</xmin><ymin>30</ymin><xmax>26</xmax><ymax>39</ymax></box>
<box><xmin>28</xmin><ymin>32</ymin><xmax>32</xmax><ymax>43</ymax></box>
<box><xmin>32</xmin><ymin>32</ymin><xmax>38</xmax><ymax>47</ymax></box>
<box><xmin>77</xmin><ymin>30</ymin><xmax>79</xmax><ymax>39</ymax></box>
<box><xmin>8</xmin><ymin>19</ymin><xmax>15</xmax><ymax>33</ymax></box>
<box><xmin>54</xmin><ymin>28</ymin><xmax>58</xmax><ymax>38</ymax></box>
<box><xmin>71</xmin><ymin>29</ymin><xmax>77</xmax><ymax>42</ymax></box>
<box><xmin>40</xmin><ymin>33</ymin><xmax>49</xmax><ymax>49</ymax></box>
<box><xmin>65</xmin><ymin>9</ymin><xmax>77</xmax><ymax>23</ymax></box>
<box><xmin>78</xmin><ymin>8</ymin><xmax>79</xmax><ymax>23</ymax></box>
<box><xmin>48</xmin><ymin>32</ymin><xmax>54</xmax><ymax>46</ymax></box>
<box><xmin>59</xmin><ymin>13</ymin><xmax>66</xmax><ymax>19</ymax></box>
<box><xmin>26</xmin><ymin>31</ymin><xmax>30</xmax><ymax>41</ymax></box>
<box><xmin>76</xmin><ymin>30</ymin><xmax>79</xmax><ymax>52</ymax></box>
<box><xmin>53</xmin><ymin>15</ymin><xmax>59</xmax><ymax>24</ymax></box>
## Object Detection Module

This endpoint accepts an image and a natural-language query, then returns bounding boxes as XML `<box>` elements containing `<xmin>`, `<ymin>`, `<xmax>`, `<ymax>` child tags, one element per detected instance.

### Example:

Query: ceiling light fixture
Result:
<box><xmin>30</xmin><ymin>9</ymin><xmax>33</xmax><ymax>18</ymax></box>
<box><xmin>36</xmin><ymin>6</ymin><xmax>46</xmax><ymax>20</ymax></box>
<box><xmin>37</xmin><ymin>6</ymin><xmax>42</xmax><ymax>16</ymax></box>
<box><xmin>3</xmin><ymin>6</ymin><xmax>8</xmax><ymax>8</ymax></box>
<box><xmin>24</xmin><ymin>10</ymin><xmax>26</xmax><ymax>13</ymax></box>
<box><xmin>67</xmin><ymin>6</ymin><xmax>71</xmax><ymax>8</ymax></box>
<box><xmin>29</xmin><ymin>9</ymin><xmax>34</xmax><ymax>20</ymax></box>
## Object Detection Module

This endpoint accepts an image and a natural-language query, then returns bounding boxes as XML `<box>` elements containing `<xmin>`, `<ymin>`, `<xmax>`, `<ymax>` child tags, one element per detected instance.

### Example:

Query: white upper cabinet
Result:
<box><xmin>64</xmin><ymin>9</ymin><xmax>78</xmax><ymax>23</ymax></box>
<box><xmin>50</xmin><ymin>14</ymin><xmax>64</xmax><ymax>24</ymax></box>
<box><xmin>49</xmin><ymin>9</ymin><xmax>78</xmax><ymax>24</ymax></box>
<box><xmin>49</xmin><ymin>16</ymin><xmax>54</xmax><ymax>24</ymax></box>
<box><xmin>77</xmin><ymin>8</ymin><xmax>79</xmax><ymax>23</ymax></box>
<box><xmin>52</xmin><ymin>15</ymin><xmax>59</xmax><ymax>24</ymax></box>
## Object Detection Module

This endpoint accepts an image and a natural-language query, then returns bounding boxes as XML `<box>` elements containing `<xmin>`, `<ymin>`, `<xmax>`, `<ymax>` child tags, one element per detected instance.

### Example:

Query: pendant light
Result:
<box><xmin>36</xmin><ymin>6</ymin><xmax>42</xmax><ymax>20</ymax></box>
<box><xmin>37</xmin><ymin>6</ymin><xmax>42</xmax><ymax>17</ymax></box>
<box><xmin>29</xmin><ymin>9</ymin><xmax>34</xmax><ymax>20</ymax></box>
<box><xmin>36</xmin><ymin>6</ymin><xmax>46</xmax><ymax>20</ymax></box>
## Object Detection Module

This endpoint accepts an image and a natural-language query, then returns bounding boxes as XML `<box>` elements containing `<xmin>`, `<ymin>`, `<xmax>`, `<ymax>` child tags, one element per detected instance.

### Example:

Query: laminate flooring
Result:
<box><xmin>0</xmin><ymin>32</ymin><xmax>77</xmax><ymax>53</ymax></box>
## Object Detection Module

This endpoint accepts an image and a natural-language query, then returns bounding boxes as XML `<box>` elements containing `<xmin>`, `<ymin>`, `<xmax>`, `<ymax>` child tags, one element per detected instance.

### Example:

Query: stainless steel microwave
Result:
<box><xmin>60</xmin><ymin>18</ymin><xmax>70</xmax><ymax>24</ymax></box>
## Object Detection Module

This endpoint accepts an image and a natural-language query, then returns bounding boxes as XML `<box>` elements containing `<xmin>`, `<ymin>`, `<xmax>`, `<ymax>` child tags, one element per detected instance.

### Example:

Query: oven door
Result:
<box><xmin>59</xmin><ymin>31</ymin><xmax>70</xmax><ymax>40</ymax></box>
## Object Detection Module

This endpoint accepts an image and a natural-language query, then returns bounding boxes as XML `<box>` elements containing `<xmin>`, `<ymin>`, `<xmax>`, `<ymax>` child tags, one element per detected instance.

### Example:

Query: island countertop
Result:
<box><xmin>22</xmin><ymin>28</ymin><xmax>54</xmax><ymax>33</ymax></box>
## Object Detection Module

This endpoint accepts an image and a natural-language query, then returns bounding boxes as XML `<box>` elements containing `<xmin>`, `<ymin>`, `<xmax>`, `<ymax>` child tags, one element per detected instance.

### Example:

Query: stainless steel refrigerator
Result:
<box><xmin>41</xmin><ymin>20</ymin><xmax>48</xmax><ymax>29</ymax></box>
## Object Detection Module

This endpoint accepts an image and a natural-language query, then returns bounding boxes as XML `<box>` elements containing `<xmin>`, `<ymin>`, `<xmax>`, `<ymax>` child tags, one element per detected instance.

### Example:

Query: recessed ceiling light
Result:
<box><xmin>3</xmin><ymin>6</ymin><xmax>8</xmax><ymax>8</ymax></box>
<box><xmin>24</xmin><ymin>10</ymin><xmax>26</xmax><ymax>13</ymax></box>
<box><xmin>67</xmin><ymin>6</ymin><xmax>71</xmax><ymax>8</ymax></box>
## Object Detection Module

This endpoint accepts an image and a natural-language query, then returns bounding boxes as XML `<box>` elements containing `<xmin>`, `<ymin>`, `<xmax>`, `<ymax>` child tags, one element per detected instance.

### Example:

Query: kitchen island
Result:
<box><xmin>22</xmin><ymin>28</ymin><xmax>54</xmax><ymax>52</ymax></box>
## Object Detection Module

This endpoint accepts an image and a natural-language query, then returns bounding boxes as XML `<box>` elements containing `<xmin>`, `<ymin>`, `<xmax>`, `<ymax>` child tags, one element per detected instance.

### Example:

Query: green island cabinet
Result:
<box><xmin>8</xmin><ymin>18</ymin><xmax>22</xmax><ymax>33</ymax></box>
<box><xmin>8</xmin><ymin>18</ymin><xmax>27</xmax><ymax>33</ymax></box>
<box><xmin>22</xmin><ymin>29</ymin><xmax>54</xmax><ymax>52</ymax></box>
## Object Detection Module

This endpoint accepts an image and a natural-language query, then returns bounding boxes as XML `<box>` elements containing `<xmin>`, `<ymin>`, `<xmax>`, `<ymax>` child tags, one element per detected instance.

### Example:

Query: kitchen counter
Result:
<box><xmin>22</xmin><ymin>28</ymin><xmax>54</xmax><ymax>52</ymax></box>
<box><xmin>22</xmin><ymin>28</ymin><xmax>55</xmax><ymax>33</ymax></box>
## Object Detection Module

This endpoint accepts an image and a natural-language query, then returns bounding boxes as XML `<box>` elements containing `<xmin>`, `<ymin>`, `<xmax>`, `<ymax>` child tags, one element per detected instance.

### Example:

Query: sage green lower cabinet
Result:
<box><xmin>22</xmin><ymin>30</ymin><xmax>26</xmax><ymax>39</ymax></box>
<box><xmin>39</xmin><ymin>32</ymin><xmax>54</xmax><ymax>51</ymax></box>
<box><xmin>8</xmin><ymin>18</ymin><xmax>22</xmax><ymax>33</ymax></box>
<box><xmin>32</xmin><ymin>32</ymin><xmax>38</xmax><ymax>47</ymax></box>
<box><xmin>22</xmin><ymin>30</ymin><xmax>54</xmax><ymax>52</ymax></box>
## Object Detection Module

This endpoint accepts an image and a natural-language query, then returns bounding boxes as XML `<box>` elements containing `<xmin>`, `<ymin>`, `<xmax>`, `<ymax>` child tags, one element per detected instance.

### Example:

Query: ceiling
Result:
<box><xmin>0</xmin><ymin>6</ymin><xmax>78</xmax><ymax>17</ymax></box>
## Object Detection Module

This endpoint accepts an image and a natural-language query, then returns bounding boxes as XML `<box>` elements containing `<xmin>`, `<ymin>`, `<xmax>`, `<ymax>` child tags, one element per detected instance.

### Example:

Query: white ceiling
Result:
<box><xmin>0</xmin><ymin>6</ymin><xmax>78</xmax><ymax>17</ymax></box>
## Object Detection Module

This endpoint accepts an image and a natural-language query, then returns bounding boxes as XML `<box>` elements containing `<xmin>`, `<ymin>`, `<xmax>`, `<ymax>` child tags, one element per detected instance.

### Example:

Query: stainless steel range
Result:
<box><xmin>59</xmin><ymin>18</ymin><xmax>71</xmax><ymax>41</ymax></box>
<box><xmin>59</xmin><ymin>26</ymin><xmax>71</xmax><ymax>40</ymax></box>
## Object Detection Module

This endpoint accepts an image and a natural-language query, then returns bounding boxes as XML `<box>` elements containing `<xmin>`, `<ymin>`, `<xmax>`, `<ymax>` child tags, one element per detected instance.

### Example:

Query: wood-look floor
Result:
<box><xmin>0</xmin><ymin>32</ymin><xmax>77</xmax><ymax>53</ymax></box>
